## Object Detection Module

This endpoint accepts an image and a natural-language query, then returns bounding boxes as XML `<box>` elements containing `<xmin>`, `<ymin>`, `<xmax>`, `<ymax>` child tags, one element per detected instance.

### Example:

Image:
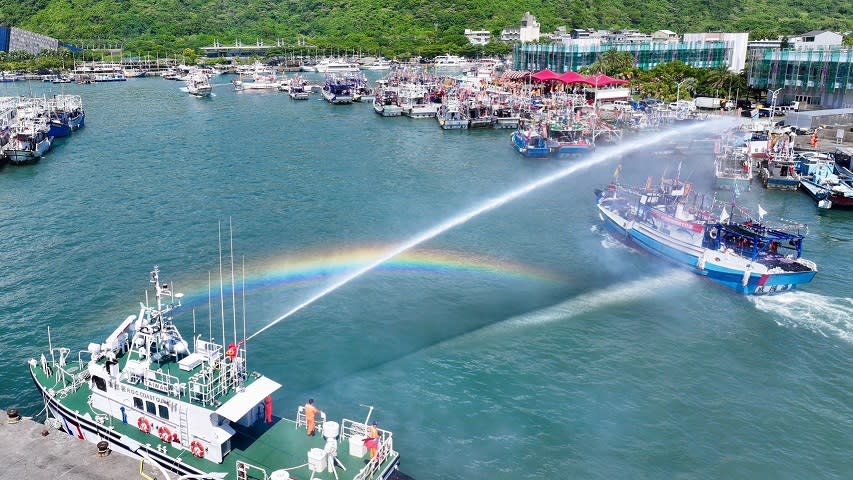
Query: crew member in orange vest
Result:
<box><xmin>304</xmin><ymin>398</ymin><xmax>320</xmax><ymax>436</ymax></box>
<box><xmin>367</xmin><ymin>421</ymin><xmax>380</xmax><ymax>458</ymax></box>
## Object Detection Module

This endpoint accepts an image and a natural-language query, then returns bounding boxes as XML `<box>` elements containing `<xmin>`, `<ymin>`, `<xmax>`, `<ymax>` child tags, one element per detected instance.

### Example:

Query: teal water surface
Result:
<box><xmin>0</xmin><ymin>77</ymin><xmax>851</xmax><ymax>479</ymax></box>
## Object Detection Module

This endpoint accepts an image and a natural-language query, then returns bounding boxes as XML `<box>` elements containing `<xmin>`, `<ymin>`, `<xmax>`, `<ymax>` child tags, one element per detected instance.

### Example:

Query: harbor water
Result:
<box><xmin>0</xmin><ymin>76</ymin><xmax>851</xmax><ymax>479</ymax></box>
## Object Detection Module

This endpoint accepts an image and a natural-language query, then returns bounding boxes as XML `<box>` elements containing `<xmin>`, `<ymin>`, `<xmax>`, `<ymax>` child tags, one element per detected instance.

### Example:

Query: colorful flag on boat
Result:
<box><xmin>720</xmin><ymin>207</ymin><xmax>730</xmax><ymax>224</ymax></box>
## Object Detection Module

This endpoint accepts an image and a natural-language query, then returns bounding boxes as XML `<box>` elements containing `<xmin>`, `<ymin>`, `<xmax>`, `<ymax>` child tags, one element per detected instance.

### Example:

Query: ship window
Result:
<box><xmin>146</xmin><ymin>401</ymin><xmax>156</xmax><ymax>415</ymax></box>
<box><xmin>158</xmin><ymin>404</ymin><xmax>170</xmax><ymax>420</ymax></box>
<box><xmin>92</xmin><ymin>376</ymin><xmax>107</xmax><ymax>391</ymax></box>
<box><xmin>134</xmin><ymin>397</ymin><xmax>143</xmax><ymax>410</ymax></box>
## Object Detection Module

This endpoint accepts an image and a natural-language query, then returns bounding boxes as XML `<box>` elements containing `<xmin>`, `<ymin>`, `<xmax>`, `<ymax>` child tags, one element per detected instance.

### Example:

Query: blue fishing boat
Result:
<box><xmin>596</xmin><ymin>179</ymin><xmax>818</xmax><ymax>295</ymax></box>
<box><xmin>321</xmin><ymin>75</ymin><xmax>354</xmax><ymax>104</ymax></box>
<box><xmin>47</xmin><ymin>95</ymin><xmax>85</xmax><ymax>138</ymax></box>
<box><xmin>511</xmin><ymin>128</ymin><xmax>549</xmax><ymax>158</ymax></box>
<box><xmin>545</xmin><ymin>122</ymin><xmax>594</xmax><ymax>156</ymax></box>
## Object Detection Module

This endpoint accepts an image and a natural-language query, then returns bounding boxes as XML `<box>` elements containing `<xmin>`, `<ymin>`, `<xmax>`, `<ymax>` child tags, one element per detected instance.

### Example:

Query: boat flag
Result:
<box><xmin>612</xmin><ymin>164</ymin><xmax>622</xmax><ymax>182</ymax></box>
<box><xmin>720</xmin><ymin>207</ymin><xmax>730</xmax><ymax>224</ymax></box>
<box><xmin>758</xmin><ymin>204</ymin><xmax>768</xmax><ymax>221</ymax></box>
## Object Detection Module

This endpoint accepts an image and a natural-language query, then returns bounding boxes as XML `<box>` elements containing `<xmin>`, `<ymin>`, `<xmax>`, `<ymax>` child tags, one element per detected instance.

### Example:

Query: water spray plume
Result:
<box><xmin>248</xmin><ymin>119</ymin><xmax>734</xmax><ymax>340</ymax></box>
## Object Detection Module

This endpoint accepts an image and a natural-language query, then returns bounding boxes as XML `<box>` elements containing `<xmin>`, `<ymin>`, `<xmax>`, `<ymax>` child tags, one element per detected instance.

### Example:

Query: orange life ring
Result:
<box><xmin>137</xmin><ymin>417</ymin><xmax>151</xmax><ymax>434</ymax></box>
<box><xmin>190</xmin><ymin>439</ymin><xmax>205</xmax><ymax>458</ymax></box>
<box><xmin>158</xmin><ymin>425</ymin><xmax>176</xmax><ymax>443</ymax></box>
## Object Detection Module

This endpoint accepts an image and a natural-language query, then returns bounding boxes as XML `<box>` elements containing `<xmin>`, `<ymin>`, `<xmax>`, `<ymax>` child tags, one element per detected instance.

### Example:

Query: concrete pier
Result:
<box><xmin>1</xmin><ymin>408</ymin><xmax>158</xmax><ymax>480</ymax></box>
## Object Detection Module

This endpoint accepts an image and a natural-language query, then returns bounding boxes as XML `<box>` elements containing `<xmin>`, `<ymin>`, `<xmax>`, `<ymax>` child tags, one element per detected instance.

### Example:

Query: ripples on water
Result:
<box><xmin>0</xmin><ymin>78</ymin><xmax>850</xmax><ymax>479</ymax></box>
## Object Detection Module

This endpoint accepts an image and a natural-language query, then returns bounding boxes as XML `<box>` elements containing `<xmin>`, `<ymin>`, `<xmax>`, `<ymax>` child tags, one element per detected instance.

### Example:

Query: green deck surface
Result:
<box><xmin>31</xmin><ymin>347</ymin><xmax>398</xmax><ymax>480</ymax></box>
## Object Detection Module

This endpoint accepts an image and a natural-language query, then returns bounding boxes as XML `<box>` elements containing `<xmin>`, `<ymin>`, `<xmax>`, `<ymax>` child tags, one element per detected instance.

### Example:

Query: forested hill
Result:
<box><xmin>3</xmin><ymin>0</ymin><xmax>852</xmax><ymax>55</ymax></box>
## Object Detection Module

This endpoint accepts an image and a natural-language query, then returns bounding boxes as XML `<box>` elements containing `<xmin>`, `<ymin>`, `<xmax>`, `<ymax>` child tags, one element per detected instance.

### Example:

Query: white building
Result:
<box><xmin>789</xmin><ymin>30</ymin><xmax>843</xmax><ymax>49</ymax></box>
<box><xmin>464</xmin><ymin>29</ymin><xmax>491</xmax><ymax>46</ymax></box>
<box><xmin>501</xmin><ymin>12</ymin><xmax>540</xmax><ymax>42</ymax></box>
<box><xmin>682</xmin><ymin>32</ymin><xmax>749</xmax><ymax>72</ymax></box>
<box><xmin>651</xmin><ymin>30</ymin><xmax>679</xmax><ymax>42</ymax></box>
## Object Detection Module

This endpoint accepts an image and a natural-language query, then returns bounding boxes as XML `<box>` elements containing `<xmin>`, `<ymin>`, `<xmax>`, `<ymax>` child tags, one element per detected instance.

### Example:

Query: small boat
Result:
<box><xmin>288</xmin><ymin>77</ymin><xmax>311</xmax><ymax>100</ymax></box>
<box><xmin>511</xmin><ymin>128</ymin><xmax>549</xmax><ymax>158</ymax></box>
<box><xmin>713</xmin><ymin>146</ymin><xmax>753</xmax><ymax>192</ymax></box>
<box><xmin>234</xmin><ymin>62</ymin><xmax>281</xmax><ymax>91</ymax></box>
<box><xmin>466</xmin><ymin>102</ymin><xmax>494</xmax><ymax>129</ymax></box>
<box><xmin>491</xmin><ymin>105</ymin><xmax>520</xmax><ymax>129</ymax></box>
<box><xmin>545</xmin><ymin>122</ymin><xmax>594</xmax><ymax>156</ymax></box>
<box><xmin>436</xmin><ymin>96</ymin><xmax>469</xmax><ymax>130</ymax></box>
<box><xmin>596</xmin><ymin>179</ymin><xmax>818</xmax><ymax>294</ymax></box>
<box><xmin>799</xmin><ymin>154</ymin><xmax>853</xmax><ymax>209</ymax></box>
<box><xmin>29</xmin><ymin>263</ymin><xmax>406</xmax><ymax>480</ymax></box>
<box><xmin>94</xmin><ymin>72</ymin><xmax>128</xmax><ymax>82</ymax></box>
<box><xmin>47</xmin><ymin>95</ymin><xmax>85</xmax><ymax>137</ymax></box>
<box><xmin>315</xmin><ymin>59</ymin><xmax>361</xmax><ymax>74</ymax></box>
<box><xmin>321</xmin><ymin>76</ymin><xmax>354</xmax><ymax>104</ymax></box>
<box><xmin>185</xmin><ymin>69</ymin><xmax>213</xmax><ymax>97</ymax></box>
<box><xmin>373</xmin><ymin>89</ymin><xmax>402</xmax><ymax>116</ymax></box>
<box><xmin>4</xmin><ymin>119</ymin><xmax>52</xmax><ymax>164</ymax></box>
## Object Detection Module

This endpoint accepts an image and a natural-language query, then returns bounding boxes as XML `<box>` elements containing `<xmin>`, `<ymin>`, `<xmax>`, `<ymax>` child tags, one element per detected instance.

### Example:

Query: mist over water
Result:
<box><xmin>0</xmin><ymin>79</ymin><xmax>850</xmax><ymax>480</ymax></box>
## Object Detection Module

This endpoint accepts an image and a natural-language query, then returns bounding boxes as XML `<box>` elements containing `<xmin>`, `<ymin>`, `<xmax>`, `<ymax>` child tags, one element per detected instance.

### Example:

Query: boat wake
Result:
<box><xmin>750</xmin><ymin>292</ymin><xmax>853</xmax><ymax>343</ymax></box>
<box><xmin>591</xmin><ymin>224</ymin><xmax>629</xmax><ymax>251</ymax></box>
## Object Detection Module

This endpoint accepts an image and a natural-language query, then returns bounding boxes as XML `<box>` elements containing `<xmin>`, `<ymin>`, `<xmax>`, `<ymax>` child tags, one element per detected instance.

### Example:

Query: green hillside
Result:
<box><xmin>2</xmin><ymin>0</ymin><xmax>852</xmax><ymax>56</ymax></box>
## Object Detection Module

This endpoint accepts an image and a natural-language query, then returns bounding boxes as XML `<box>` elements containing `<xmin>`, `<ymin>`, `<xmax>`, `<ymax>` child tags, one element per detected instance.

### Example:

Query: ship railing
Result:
<box><xmin>143</xmin><ymin>369</ymin><xmax>181</xmax><ymax>395</ymax></box>
<box><xmin>235</xmin><ymin>460</ymin><xmax>268</xmax><ymax>480</ymax></box>
<box><xmin>352</xmin><ymin>436</ymin><xmax>395</xmax><ymax>480</ymax></box>
<box><xmin>187</xmin><ymin>361</ymin><xmax>236</xmax><ymax>405</ymax></box>
<box><xmin>295</xmin><ymin>407</ymin><xmax>327</xmax><ymax>432</ymax></box>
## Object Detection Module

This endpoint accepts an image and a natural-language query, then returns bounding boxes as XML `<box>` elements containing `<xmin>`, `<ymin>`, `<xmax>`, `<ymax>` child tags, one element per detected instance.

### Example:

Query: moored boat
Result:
<box><xmin>799</xmin><ymin>154</ymin><xmax>853</xmax><ymax>209</ymax></box>
<box><xmin>48</xmin><ymin>95</ymin><xmax>85</xmax><ymax>137</ymax></box>
<box><xmin>373</xmin><ymin>88</ymin><xmax>402</xmax><ymax>116</ymax></box>
<box><xmin>29</xmin><ymin>264</ymin><xmax>405</xmax><ymax>480</ymax></box>
<box><xmin>4</xmin><ymin>118</ymin><xmax>52</xmax><ymax>164</ymax></box>
<box><xmin>321</xmin><ymin>76</ymin><xmax>354</xmax><ymax>104</ymax></box>
<box><xmin>510</xmin><ymin>128</ymin><xmax>549</xmax><ymax>158</ymax></box>
<box><xmin>596</xmin><ymin>179</ymin><xmax>818</xmax><ymax>294</ymax></box>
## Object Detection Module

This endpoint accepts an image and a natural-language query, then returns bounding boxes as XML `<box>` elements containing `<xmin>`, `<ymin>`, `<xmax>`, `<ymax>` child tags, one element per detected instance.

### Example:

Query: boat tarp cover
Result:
<box><xmin>215</xmin><ymin>376</ymin><xmax>281</xmax><ymax>422</ymax></box>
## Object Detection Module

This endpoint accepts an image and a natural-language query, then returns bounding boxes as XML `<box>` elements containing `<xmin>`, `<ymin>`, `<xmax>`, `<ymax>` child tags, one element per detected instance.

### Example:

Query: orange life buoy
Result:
<box><xmin>190</xmin><ymin>439</ymin><xmax>205</xmax><ymax>458</ymax></box>
<box><xmin>137</xmin><ymin>417</ymin><xmax>151</xmax><ymax>434</ymax></box>
<box><xmin>158</xmin><ymin>425</ymin><xmax>176</xmax><ymax>443</ymax></box>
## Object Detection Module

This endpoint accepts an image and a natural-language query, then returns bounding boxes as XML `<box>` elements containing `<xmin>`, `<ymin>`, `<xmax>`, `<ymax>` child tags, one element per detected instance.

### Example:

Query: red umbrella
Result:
<box><xmin>531</xmin><ymin>69</ymin><xmax>561</xmax><ymax>82</ymax></box>
<box><xmin>557</xmin><ymin>71</ymin><xmax>592</xmax><ymax>85</ymax></box>
<box><xmin>586</xmin><ymin>73</ymin><xmax>629</xmax><ymax>87</ymax></box>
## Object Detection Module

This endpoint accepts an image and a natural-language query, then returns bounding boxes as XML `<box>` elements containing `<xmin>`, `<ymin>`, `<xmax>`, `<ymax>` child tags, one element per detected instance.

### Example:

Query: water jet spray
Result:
<box><xmin>248</xmin><ymin>118</ymin><xmax>736</xmax><ymax>340</ymax></box>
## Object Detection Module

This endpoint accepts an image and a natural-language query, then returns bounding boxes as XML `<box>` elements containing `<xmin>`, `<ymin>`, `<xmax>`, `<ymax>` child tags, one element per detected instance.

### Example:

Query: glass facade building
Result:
<box><xmin>513</xmin><ymin>41</ymin><xmax>729</xmax><ymax>72</ymax></box>
<box><xmin>747</xmin><ymin>48</ymin><xmax>853</xmax><ymax>108</ymax></box>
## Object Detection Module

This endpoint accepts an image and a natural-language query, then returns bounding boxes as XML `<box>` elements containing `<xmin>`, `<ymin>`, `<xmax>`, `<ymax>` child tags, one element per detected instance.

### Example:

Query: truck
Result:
<box><xmin>693</xmin><ymin>96</ymin><xmax>727</xmax><ymax>110</ymax></box>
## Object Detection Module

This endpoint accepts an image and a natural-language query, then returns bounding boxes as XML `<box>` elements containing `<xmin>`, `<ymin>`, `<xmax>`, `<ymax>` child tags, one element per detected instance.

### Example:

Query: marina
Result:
<box><xmin>0</xmin><ymin>75</ymin><xmax>851</xmax><ymax>480</ymax></box>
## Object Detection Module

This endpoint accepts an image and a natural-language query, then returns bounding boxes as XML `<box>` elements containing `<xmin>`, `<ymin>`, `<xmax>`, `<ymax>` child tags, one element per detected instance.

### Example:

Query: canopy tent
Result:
<box><xmin>500</xmin><ymin>70</ymin><xmax>531</xmax><ymax>80</ymax></box>
<box><xmin>584</xmin><ymin>73</ymin><xmax>629</xmax><ymax>87</ymax></box>
<box><xmin>557</xmin><ymin>71</ymin><xmax>593</xmax><ymax>85</ymax></box>
<box><xmin>530</xmin><ymin>69</ymin><xmax>562</xmax><ymax>82</ymax></box>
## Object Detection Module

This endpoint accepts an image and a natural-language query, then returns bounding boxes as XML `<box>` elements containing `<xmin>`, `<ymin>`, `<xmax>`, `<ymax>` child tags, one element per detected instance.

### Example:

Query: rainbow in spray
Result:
<box><xmin>174</xmin><ymin>245</ymin><xmax>564</xmax><ymax>310</ymax></box>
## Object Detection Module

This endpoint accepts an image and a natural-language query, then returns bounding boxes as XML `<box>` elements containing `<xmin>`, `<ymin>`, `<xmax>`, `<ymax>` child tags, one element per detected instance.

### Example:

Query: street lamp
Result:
<box><xmin>676</xmin><ymin>79</ymin><xmax>687</xmax><ymax>104</ymax></box>
<box><xmin>769</xmin><ymin>88</ymin><xmax>782</xmax><ymax>123</ymax></box>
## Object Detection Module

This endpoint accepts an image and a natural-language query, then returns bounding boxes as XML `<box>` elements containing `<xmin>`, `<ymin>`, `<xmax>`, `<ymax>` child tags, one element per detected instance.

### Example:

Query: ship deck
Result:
<box><xmin>31</xmin><ymin>346</ymin><xmax>400</xmax><ymax>480</ymax></box>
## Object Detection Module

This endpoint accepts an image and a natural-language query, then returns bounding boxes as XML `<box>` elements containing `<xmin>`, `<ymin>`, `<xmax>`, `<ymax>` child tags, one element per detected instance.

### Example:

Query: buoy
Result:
<box><xmin>137</xmin><ymin>416</ymin><xmax>151</xmax><ymax>433</ymax></box>
<box><xmin>191</xmin><ymin>439</ymin><xmax>205</xmax><ymax>458</ymax></box>
<box><xmin>158</xmin><ymin>425</ymin><xmax>175</xmax><ymax>443</ymax></box>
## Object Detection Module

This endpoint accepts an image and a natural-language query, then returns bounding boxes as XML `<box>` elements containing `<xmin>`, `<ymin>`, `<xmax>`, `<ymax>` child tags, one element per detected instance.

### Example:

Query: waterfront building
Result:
<box><xmin>513</xmin><ymin>40</ymin><xmax>729</xmax><ymax>72</ymax></box>
<box><xmin>464</xmin><ymin>29</ymin><xmax>491</xmax><ymax>46</ymax></box>
<box><xmin>747</xmin><ymin>47</ymin><xmax>853</xmax><ymax>109</ymax></box>
<box><xmin>501</xmin><ymin>12</ymin><xmax>540</xmax><ymax>43</ymax></box>
<box><xmin>0</xmin><ymin>26</ymin><xmax>58</xmax><ymax>55</ymax></box>
<box><xmin>682</xmin><ymin>32</ymin><xmax>749</xmax><ymax>72</ymax></box>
